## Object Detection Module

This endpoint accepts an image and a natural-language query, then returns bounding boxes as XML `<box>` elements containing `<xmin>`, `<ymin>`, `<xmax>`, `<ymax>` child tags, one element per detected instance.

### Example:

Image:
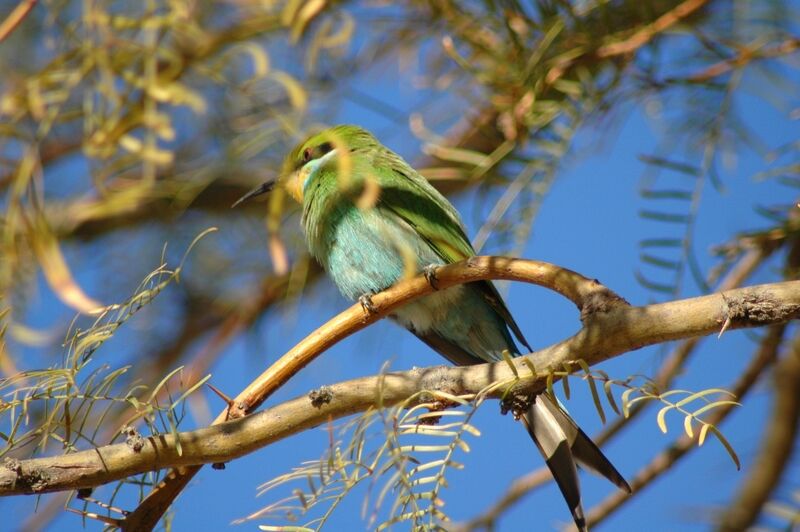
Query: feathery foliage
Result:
<box><xmin>0</xmin><ymin>0</ymin><xmax>798</xmax><ymax>529</ymax></box>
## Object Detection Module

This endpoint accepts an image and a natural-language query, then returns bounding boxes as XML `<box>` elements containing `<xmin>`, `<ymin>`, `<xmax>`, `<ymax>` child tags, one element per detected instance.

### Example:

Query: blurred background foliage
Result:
<box><xmin>0</xmin><ymin>0</ymin><xmax>798</xmax><ymax>530</ymax></box>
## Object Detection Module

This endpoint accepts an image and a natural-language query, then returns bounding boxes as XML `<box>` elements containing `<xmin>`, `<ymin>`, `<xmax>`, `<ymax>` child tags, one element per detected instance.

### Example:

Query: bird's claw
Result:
<box><xmin>359</xmin><ymin>293</ymin><xmax>377</xmax><ymax>315</ymax></box>
<box><xmin>423</xmin><ymin>264</ymin><xmax>440</xmax><ymax>290</ymax></box>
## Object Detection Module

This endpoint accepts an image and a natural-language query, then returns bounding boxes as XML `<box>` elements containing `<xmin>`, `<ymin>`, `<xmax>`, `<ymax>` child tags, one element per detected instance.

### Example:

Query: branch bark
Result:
<box><xmin>583</xmin><ymin>323</ymin><xmax>789</xmax><ymax>529</ymax></box>
<box><xmin>0</xmin><ymin>264</ymin><xmax>797</xmax><ymax>504</ymax></box>
<box><xmin>459</xmin><ymin>241</ymin><xmax>777</xmax><ymax>530</ymax></box>
<box><xmin>716</xmin><ymin>331</ymin><xmax>800</xmax><ymax>531</ymax></box>
<box><xmin>112</xmin><ymin>257</ymin><xmax>627</xmax><ymax>531</ymax></box>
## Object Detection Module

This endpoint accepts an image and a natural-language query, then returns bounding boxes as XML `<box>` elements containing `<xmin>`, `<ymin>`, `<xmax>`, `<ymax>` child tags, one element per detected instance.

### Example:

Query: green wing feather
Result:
<box><xmin>369</xmin><ymin>149</ymin><xmax>532</xmax><ymax>352</ymax></box>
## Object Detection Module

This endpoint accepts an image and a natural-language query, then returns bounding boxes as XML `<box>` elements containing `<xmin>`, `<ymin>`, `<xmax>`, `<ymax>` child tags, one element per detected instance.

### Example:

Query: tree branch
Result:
<box><xmin>583</xmin><ymin>323</ymin><xmax>789</xmax><ymax>529</ymax></box>
<box><xmin>0</xmin><ymin>0</ymin><xmax>36</xmax><ymax>43</ymax></box>
<box><xmin>716</xmin><ymin>331</ymin><xmax>800</xmax><ymax>531</ymax></box>
<box><xmin>117</xmin><ymin>257</ymin><xmax>625</xmax><ymax>530</ymax></box>
<box><xmin>544</xmin><ymin>0</ymin><xmax>710</xmax><ymax>84</ymax></box>
<box><xmin>0</xmin><ymin>270</ymin><xmax>796</xmax><ymax>503</ymax></box>
<box><xmin>459</xmin><ymin>241</ymin><xmax>778</xmax><ymax>530</ymax></box>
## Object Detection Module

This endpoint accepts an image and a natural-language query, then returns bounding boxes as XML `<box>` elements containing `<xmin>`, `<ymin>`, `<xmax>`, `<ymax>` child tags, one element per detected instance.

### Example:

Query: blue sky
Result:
<box><xmin>4</xmin><ymin>7</ymin><xmax>798</xmax><ymax>532</ymax></box>
<box><xmin>174</xmin><ymin>78</ymin><xmax>791</xmax><ymax>529</ymax></box>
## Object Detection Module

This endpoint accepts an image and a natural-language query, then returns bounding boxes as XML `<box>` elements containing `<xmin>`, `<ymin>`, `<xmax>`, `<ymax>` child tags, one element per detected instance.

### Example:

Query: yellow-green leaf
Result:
<box><xmin>656</xmin><ymin>405</ymin><xmax>672</xmax><ymax>433</ymax></box>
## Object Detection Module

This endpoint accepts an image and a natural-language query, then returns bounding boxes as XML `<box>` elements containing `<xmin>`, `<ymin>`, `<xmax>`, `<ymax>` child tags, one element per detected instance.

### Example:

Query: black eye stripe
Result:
<box><xmin>298</xmin><ymin>141</ymin><xmax>337</xmax><ymax>169</ymax></box>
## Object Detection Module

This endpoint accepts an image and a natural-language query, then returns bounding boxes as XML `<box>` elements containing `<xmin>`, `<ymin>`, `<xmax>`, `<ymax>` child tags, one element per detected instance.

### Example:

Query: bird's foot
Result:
<box><xmin>359</xmin><ymin>293</ymin><xmax>378</xmax><ymax>315</ymax></box>
<box><xmin>423</xmin><ymin>264</ymin><xmax>440</xmax><ymax>290</ymax></box>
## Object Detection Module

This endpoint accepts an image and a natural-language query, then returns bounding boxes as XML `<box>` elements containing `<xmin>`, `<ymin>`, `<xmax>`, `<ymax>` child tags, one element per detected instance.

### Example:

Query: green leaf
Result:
<box><xmin>621</xmin><ymin>388</ymin><xmax>639</xmax><ymax>418</ymax></box>
<box><xmin>640</xmin><ymin>238</ymin><xmax>684</xmax><ymax>248</ymax></box>
<box><xmin>656</xmin><ymin>405</ymin><xmax>672</xmax><ymax>433</ymax></box>
<box><xmin>674</xmin><ymin>388</ymin><xmax>734</xmax><ymax>408</ymax></box>
<box><xmin>501</xmin><ymin>349</ymin><xmax>519</xmax><ymax>379</ymax></box>
<box><xmin>640</xmin><ymin>253</ymin><xmax>681</xmax><ymax>270</ymax></box>
<box><xmin>691</xmin><ymin>400</ymin><xmax>740</xmax><ymax>417</ymax></box>
<box><xmin>638</xmin><ymin>155</ymin><xmax>701</xmax><ymax>177</ymax></box>
<box><xmin>169</xmin><ymin>374</ymin><xmax>212</xmax><ymax>412</ymax></box>
<box><xmin>683</xmin><ymin>415</ymin><xmax>694</xmax><ymax>438</ymax></box>
<box><xmin>698</xmin><ymin>423</ymin><xmax>709</xmax><ymax>446</ymax></box>
<box><xmin>635</xmin><ymin>270</ymin><xmax>676</xmax><ymax>294</ymax></box>
<box><xmin>640</xmin><ymin>189</ymin><xmax>693</xmax><ymax>200</ymax></box>
<box><xmin>707</xmin><ymin>425</ymin><xmax>741</xmax><ymax>470</ymax></box>
<box><xmin>561</xmin><ymin>364</ymin><xmax>571</xmax><ymax>400</ymax></box>
<box><xmin>148</xmin><ymin>366</ymin><xmax>184</xmax><ymax>404</ymax></box>
<box><xmin>603</xmin><ymin>380</ymin><xmax>621</xmax><ymax>416</ymax></box>
<box><xmin>639</xmin><ymin>210</ymin><xmax>691</xmax><ymax>224</ymax></box>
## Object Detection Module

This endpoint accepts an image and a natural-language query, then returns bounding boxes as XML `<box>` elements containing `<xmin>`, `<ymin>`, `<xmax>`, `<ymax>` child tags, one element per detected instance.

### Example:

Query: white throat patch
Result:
<box><xmin>301</xmin><ymin>148</ymin><xmax>339</xmax><ymax>192</ymax></box>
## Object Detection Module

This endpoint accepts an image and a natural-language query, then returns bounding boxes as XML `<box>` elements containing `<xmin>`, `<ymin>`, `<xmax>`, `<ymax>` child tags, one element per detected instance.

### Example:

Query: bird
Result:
<box><xmin>235</xmin><ymin>124</ymin><xmax>631</xmax><ymax>530</ymax></box>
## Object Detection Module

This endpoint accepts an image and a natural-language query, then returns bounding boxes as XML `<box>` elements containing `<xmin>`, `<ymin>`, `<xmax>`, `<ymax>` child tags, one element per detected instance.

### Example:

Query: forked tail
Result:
<box><xmin>521</xmin><ymin>394</ymin><xmax>631</xmax><ymax>531</ymax></box>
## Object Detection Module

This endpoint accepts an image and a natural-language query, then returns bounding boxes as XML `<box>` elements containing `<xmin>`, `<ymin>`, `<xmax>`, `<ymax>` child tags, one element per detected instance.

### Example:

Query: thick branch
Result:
<box><xmin>226</xmin><ymin>257</ymin><xmax>627</xmax><ymax>419</ymax></box>
<box><xmin>0</xmin><ymin>276</ymin><xmax>797</xmax><ymax>498</ymax></box>
<box><xmin>460</xmin><ymin>242</ymin><xmax>776</xmax><ymax>530</ymax></box>
<box><xmin>86</xmin><ymin>257</ymin><xmax>627</xmax><ymax>530</ymax></box>
<box><xmin>583</xmin><ymin>323</ymin><xmax>789</xmax><ymax>529</ymax></box>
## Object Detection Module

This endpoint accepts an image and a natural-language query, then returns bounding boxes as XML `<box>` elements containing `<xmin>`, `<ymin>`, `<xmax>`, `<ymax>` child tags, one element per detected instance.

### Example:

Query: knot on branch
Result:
<box><xmin>579</xmin><ymin>279</ymin><xmax>630</xmax><ymax>322</ymax></box>
<box><xmin>416</xmin><ymin>365</ymin><xmax>463</xmax><ymax>398</ymax></box>
<box><xmin>3</xmin><ymin>457</ymin><xmax>49</xmax><ymax>493</ymax></box>
<box><xmin>722</xmin><ymin>291</ymin><xmax>800</xmax><ymax>327</ymax></box>
<box><xmin>308</xmin><ymin>386</ymin><xmax>334</xmax><ymax>408</ymax></box>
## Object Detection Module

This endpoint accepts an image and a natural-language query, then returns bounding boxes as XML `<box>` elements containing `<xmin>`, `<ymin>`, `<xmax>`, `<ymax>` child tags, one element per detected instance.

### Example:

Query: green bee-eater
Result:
<box><xmin>237</xmin><ymin>124</ymin><xmax>630</xmax><ymax>530</ymax></box>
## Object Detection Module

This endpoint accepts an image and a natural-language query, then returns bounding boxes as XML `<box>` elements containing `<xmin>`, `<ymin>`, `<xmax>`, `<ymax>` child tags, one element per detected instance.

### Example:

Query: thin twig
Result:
<box><xmin>0</xmin><ymin>270</ymin><xmax>795</xmax><ymax>501</ymax></box>
<box><xmin>0</xmin><ymin>0</ymin><xmax>36</xmax><ymax>43</ymax></box>
<box><xmin>544</xmin><ymin>0</ymin><xmax>710</xmax><ymax>84</ymax></box>
<box><xmin>685</xmin><ymin>37</ymin><xmax>800</xmax><ymax>82</ymax></box>
<box><xmin>716</xmin><ymin>331</ymin><xmax>800</xmax><ymax>531</ymax></box>
<box><xmin>582</xmin><ymin>323</ymin><xmax>789</xmax><ymax>529</ymax></box>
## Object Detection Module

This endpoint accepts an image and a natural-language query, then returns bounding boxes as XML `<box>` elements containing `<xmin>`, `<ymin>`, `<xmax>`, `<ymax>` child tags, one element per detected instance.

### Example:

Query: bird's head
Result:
<box><xmin>232</xmin><ymin>124</ymin><xmax>378</xmax><ymax>207</ymax></box>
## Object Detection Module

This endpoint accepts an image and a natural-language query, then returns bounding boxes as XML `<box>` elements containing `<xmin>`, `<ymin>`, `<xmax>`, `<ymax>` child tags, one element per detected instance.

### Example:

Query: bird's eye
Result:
<box><xmin>302</xmin><ymin>148</ymin><xmax>312</xmax><ymax>163</ymax></box>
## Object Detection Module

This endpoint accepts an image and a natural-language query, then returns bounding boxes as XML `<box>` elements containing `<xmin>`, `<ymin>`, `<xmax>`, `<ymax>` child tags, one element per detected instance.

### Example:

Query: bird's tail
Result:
<box><xmin>521</xmin><ymin>393</ymin><xmax>631</xmax><ymax>531</ymax></box>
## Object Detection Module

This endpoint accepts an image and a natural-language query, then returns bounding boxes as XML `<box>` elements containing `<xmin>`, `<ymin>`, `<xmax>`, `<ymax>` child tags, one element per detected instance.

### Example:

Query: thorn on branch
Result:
<box><xmin>208</xmin><ymin>382</ymin><xmax>247</xmax><ymax>420</ymax></box>
<box><xmin>308</xmin><ymin>385</ymin><xmax>334</xmax><ymax>408</ymax></box>
<box><xmin>207</xmin><ymin>383</ymin><xmax>235</xmax><ymax>409</ymax></box>
<box><xmin>718</xmin><ymin>315</ymin><xmax>732</xmax><ymax>338</ymax></box>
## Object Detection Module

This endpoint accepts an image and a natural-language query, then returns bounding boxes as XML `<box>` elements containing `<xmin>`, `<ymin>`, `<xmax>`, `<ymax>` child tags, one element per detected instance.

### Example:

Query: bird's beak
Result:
<box><xmin>231</xmin><ymin>179</ymin><xmax>276</xmax><ymax>208</ymax></box>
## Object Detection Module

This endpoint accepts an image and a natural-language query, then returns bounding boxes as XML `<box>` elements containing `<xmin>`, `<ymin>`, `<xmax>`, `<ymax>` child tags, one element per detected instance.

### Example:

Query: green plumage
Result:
<box><xmin>269</xmin><ymin>124</ymin><xmax>630</xmax><ymax>530</ymax></box>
